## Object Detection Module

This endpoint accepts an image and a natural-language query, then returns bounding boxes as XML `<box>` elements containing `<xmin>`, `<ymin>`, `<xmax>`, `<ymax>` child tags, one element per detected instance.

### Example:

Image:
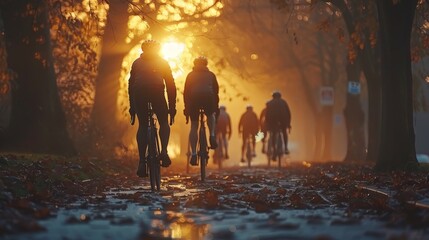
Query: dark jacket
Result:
<box><xmin>239</xmin><ymin>110</ymin><xmax>259</xmax><ymax>134</ymax></box>
<box><xmin>266</xmin><ymin>98</ymin><xmax>291</xmax><ymax>130</ymax></box>
<box><xmin>183</xmin><ymin>66</ymin><xmax>219</xmax><ymax>109</ymax></box>
<box><xmin>128</xmin><ymin>53</ymin><xmax>176</xmax><ymax>108</ymax></box>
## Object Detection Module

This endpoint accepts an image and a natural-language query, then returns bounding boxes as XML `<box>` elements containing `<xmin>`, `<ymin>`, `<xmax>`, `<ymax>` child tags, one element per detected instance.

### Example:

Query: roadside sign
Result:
<box><xmin>320</xmin><ymin>86</ymin><xmax>334</xmax><ymax>106</ymax></box>
<box><xmin>348</xmin><ymin>81</ymin><xmax>361</xmax><ymax>95</ymax></box>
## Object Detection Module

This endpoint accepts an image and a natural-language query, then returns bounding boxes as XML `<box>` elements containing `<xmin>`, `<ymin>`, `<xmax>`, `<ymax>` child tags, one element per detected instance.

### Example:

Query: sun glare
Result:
<box><xmin>161</xmin><ymin>39</ymin><xmax>186</xmax><ymax>78</ymax></box>
<box><xmin>161</xmin><ymin>41</ymin><xmax>185</xmax><ymax>61</ymax></box>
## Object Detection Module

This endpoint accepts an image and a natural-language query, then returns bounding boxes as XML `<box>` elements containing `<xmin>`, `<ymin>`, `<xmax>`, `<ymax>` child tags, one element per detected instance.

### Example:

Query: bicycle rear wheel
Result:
<box><xmin>246</xmin><ymin>140</ymin><xmax>252</xmax><ymax>168</ymax></box>
<box><xmin>148</xmin><ymin>128</ymin><xmax>161</xmax><ymax>191</ymax></box>
<box><xmin>276</xmin><ymin>133</ymin><xmax>283</xmax><ymax>168</ymax></box>
<box><xmin>199</xmin><ymin>128</ymin><xmax>208</xmax><ymax>182</ymax></box>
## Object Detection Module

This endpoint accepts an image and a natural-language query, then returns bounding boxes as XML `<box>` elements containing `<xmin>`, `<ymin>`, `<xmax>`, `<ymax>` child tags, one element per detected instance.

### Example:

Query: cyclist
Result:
<box><xmin>183</xmin><ymin>56</ymin><xmax>219</xmax><ymax>166</ymax></box>
<box><xmin>238</xmin><ymin>105</ymin><xmax>259</xmax><ymax>162</ymax></box>
<box><xmin>128</xmin><ymin>40</ymin><xmax>177</xmax><ymax>177</ymax></box>
<box><xmin>265</xmin><ymin>90</ymin><xmax>291</xmax><ymax>156</ymax></box>
<box><xmin>215</xmin><ymin>105</ymin><xmax>232</xmax><ymax>159</ymax></box>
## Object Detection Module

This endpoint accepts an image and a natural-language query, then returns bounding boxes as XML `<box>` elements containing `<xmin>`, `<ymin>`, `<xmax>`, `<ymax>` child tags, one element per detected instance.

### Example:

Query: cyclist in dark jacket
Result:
<box><xmin>184</xmin><ymin>56</ymin><xmax>219</xmax><ymax>166</ymax></box>
<box><xmin>238</xmin><ymin>105</ymin><xmax>259</xmax><ymax>162</ymax></box>
<box><xmin>128</xmin><ymin>40</ymin><xmax>177</xmax><ymax>177</ymax></box>
<box><xmin>265</xmin><ymin>90</ymin><xmax>291</xmax><ymax>154</ymax></box>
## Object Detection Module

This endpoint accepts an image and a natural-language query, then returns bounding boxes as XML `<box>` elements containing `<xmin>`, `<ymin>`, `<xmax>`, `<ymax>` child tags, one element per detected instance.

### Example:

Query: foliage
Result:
<box><xmin>48</xmin><ymin>0</ymin><xmax>106</xmax><ymax>145</ymax></box>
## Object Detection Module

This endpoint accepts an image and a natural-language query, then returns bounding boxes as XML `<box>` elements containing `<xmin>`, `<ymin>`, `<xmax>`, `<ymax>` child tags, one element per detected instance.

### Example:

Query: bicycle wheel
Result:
<box><xmin>148</xmin><ymin>127</ymin><xmax>161</xmax><ymax>191</ymax></box>
<box><xmin>199</xmin><ymin>127</ymin><xmax>208</xmax><ymax>182</ymax></box>
<box><xmin>246</xmin><ymin>138</ymin><xmax>252</xmax><ymax>168</ymax></box>
<box><xmin>276</xmin><ymin>133</ymin><xmax>283</xmax><ymax>168</ymax></box>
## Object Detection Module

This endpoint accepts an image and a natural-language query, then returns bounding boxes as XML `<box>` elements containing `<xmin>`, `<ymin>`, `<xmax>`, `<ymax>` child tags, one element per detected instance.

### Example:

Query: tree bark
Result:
<box><xmin>89</xmin><ymin>0</ymin><xmax>130</xmax><ymax>152</ymax></box>
<box><xmin>0</xmin><ymin>0</ymin><xmax>75</xmax><ymax>155</ymax></box>
<box><xmin>343</xmin><ymin>61</ymin><xmax>365</xmax><ymax>161</ymax></box>
<box><xmin>330</xmin><ymin>0</ymin><xmax>373</xmax><ymax>162</ymax></box>
<box><xmin>375</xmin><ymin>0</ymin><xmax>418</xmax><ymax>170</ymax></box>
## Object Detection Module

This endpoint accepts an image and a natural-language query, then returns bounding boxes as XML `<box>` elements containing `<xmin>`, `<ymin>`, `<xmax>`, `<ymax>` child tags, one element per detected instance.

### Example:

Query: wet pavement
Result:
<box><xmin>3</xmin><ymin>167</ymin><xmax>429</xmax><ymax>240</ymax></box>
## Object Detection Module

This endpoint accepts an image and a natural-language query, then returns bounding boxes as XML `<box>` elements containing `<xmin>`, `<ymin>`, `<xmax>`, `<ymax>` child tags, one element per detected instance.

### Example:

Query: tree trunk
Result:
<box><xmin>0</xmin><ymin>0</ymin><xmax>75</xmax><ymax>155</ymax></box>
<box><xmin>343</xmin><ymin>61</ymin><xmax>366</xmax><ymax>161</ymax></box>
<box><xmin>375</xmin><ymin>0</ymin><xmax>418</xmax><ymax>170</ymax></box>
<box><xmin>321</xmin><ymin>106</ymin><xmax>333</xmax><ymax>161</ymax></box>
<box><xmin>363</xmin><ymin>56</ymin><xmax>381</xmax><ymax>163</ymax></box>
<box><xmin>89</xmin><ymin>0</ymin><xmax>130</xmax><ymax>152</ymax></box>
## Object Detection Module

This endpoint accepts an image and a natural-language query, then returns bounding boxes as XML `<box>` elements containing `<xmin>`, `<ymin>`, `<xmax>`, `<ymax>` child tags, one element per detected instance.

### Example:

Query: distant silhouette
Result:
<box><xmin>184</xmin><ymin>56</ymin><xmax>220</xmax><ymax>166</ymax></box>
<box><xmin>128</xmin><ymin>40</ymin><xmax>177</xmax><ymax>177</ymax></box>
<box><xmin>238</xmin><ymin>105</ymin><xmax>259</xmax><ymax>162</ymax></box>
<box><xmin>215</xmin><ymin>105</ymin><xmax>232</xmax><ymax>159</ymax></box>
<box><xmin>265</xmin><ymin>91</ymin><xmax>291</xmax><ymax>154</ymax></box>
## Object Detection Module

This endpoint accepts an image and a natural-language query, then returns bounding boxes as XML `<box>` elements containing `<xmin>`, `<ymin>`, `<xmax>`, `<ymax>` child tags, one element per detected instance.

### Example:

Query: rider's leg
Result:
<box><xmin>189</xmin><ymin>120</ymin><xmax>199</xmax><ymax>155</ymax></box>
<box><xmin>251</xmin><ymin>133</ymin><xmax>256</xmax><ymax>156</ymax></box>
<box><xmin>153</xmin><ymin>94</ymin><xmax>171</xmax><ymax>166</ymax></box>
<box><xmin>282</xmin><ymin>127</ymin><xmax>289</xmax><ymax>153</ymax></box>
<box><xmin>262</xmin><ymin>129</ymin><xmax>267</xmax><ymax>153</ymax></box>
<box><xmin>269</xmin><ymin>131</ymin><xmax>277</xmax><ymax>160</ymax></box>
<box><xmin>222</xmin><ymin>133</ymin><xmax>229</xmax><ymax>158</ymax></box>
<box><xmin>241</xmin><ymin>133</ymin><xmax>246</xmax><ymax>161</ymax></box>
<box><xmin>136</xmin><ymin>114</ymin><xmax>149</xmax><ymax>177</ymax></box>
<box><xmin>207</xmin><ymin>113</ymin><xmax>218</xmax><ymax>149</ymax></box>
<box><xmin>159</xmin><ymin>119</ymin><xmax>170</xmax><ymax>154</ymax></box>
<box><xmin>189</xmin><ymin>120</ymin><xmax>199</xmax><ymax>165</ymax></box>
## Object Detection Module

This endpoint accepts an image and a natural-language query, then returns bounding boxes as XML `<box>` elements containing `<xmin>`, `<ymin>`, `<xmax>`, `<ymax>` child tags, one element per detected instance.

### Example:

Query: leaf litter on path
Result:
<box><xmin>2</xmin><ymin>155</ymin><xmax>429</xmax><ymax>239</ymax></box>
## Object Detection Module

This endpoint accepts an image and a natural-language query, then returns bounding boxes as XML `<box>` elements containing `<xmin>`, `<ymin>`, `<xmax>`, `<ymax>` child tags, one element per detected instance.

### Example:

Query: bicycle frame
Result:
<box><xmin>197</xmin><ymin>109</ymin><xmax>209</xmax><ymax>181</ymax></box>
<box><xmin>147</xmin><ymin>102</ymin><xmax>161</xmax><ymax>191</ymax></box>
<box><xmin>268</xmin><ymin>129</ymin><xmax>284</xmax><ymax>168</ymax></box>
<box><xmin>244</xmin><ymin>134</ymin><xmax>253</xmax><ymax>168</ymax></box>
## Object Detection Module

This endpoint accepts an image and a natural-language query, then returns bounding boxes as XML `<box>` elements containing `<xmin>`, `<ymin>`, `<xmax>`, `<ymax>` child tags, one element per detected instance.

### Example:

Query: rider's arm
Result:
<box><xmin>212</xmin><ymin>74</ymin><xmax>219</xmax><ymax>107</ymax></box>
<box><xmin>227</xmin><ymin>115</ymin><xmax>232</xmax><ymax>135</ymax></box>
<box><xmin>128</xmin><ymin>60</ymin><xmax>137</xmax><ymax>112</ymax></box>
<box><xmin>161</xmin><ymin>60</ymin><xmax>176</xmax><ymax>109</ymax></box>
<box><xmin>183</xmin><ymin>73</ymin><xmax>193</xmax><ymax>111</ymax></box>
<box><xmin>284</xmin><ymin>100</ymin><xmax>291</xmax><ymax>128</ymax></box>
<box><xmin>238</xmin><ymin>115</ymin><xmax>243</xmax><ymax>134</ymax></box>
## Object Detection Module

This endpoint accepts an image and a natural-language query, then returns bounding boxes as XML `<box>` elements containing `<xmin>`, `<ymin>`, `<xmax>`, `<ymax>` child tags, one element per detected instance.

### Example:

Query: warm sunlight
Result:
<box><xmin>160</xmin><ymin>38</ymin><xmax>186</xmax><ymax>79</ymax></box>
<box><xmin>161</xmin><ymin>40</ymin><xmax>185</xmax><ymax>62</ymax></box>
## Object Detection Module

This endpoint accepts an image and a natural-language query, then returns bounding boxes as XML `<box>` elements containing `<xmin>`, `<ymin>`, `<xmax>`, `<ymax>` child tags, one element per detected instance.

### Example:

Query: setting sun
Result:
<box><xmin>161</xmin><ymin>40</ymin><xmax>185</xmax><ymax>61</ymax></box>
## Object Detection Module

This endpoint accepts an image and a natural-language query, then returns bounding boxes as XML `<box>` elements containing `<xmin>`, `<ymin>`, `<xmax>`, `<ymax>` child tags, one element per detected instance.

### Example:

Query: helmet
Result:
<box><xmin>193</xmin><ymin>56</ymin><xmax>208</xmax><ymax>66</ymax></box>
<box><xmin>141</xmin><ymin>40</ymin><xmax>160</xmax><ymax>53</ymax></box>
<box><xmin>272</xmin><ymin>90</ymin><xmax>281</xmax><ymax>98</ymax></box>
<box><xmin>246</xmin><ymin>104</ymin><xmax>253</xmax><ymax>110</ymax></box>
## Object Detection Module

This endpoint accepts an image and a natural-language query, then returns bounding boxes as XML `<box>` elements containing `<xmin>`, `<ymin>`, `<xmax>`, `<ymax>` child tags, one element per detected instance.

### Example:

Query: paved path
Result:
<box><xmin>4</xmin><ymin>167</ymin><xmax>429</xmax><ymax>240</ymax></box>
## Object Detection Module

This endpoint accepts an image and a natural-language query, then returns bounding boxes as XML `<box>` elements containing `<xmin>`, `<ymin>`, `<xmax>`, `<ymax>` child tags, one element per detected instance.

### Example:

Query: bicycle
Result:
<box><xmin>187</xmin><ymin>109</ymin><xmax>210</xmax><ymax>181</ymax></box>
<box><xmin>146</xmin><ymin>102</ymin><xmax>161</xmax><ymax>191</ymax></box>
<box><xmin>197</xmin><ymin>109</ymin><xmax>210</xmax><ymax>181</ymax></box>
<box><xmin>268</xmin><ymin>129</ymin><xmax>285</xmax><ymax>168</ymax></box>
<box><xmin>243</xmin><ymin>134</ymin><xmax>254</xmax><ymax>168</ymax></box>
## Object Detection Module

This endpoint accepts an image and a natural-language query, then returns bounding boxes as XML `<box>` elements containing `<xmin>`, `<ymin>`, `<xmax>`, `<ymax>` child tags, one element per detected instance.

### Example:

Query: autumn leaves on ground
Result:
<box><xmin>1</xmin><ymin>153</ymin><xmax>429</xmax><ymax>238</ymax></box>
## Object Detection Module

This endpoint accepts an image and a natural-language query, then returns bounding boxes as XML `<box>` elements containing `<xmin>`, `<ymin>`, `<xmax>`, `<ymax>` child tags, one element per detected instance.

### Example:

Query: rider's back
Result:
<box><xmin>266</xmin><ymin>98</ymin><xmax>291</xmax><ymax>127</ymax></box>
<box><xmin>132</xmin><ymin>55</ymin><xmax>168</xmax><ymax>92</ymax></box>
<box><xmin>216</xmin><ymin>111</ymin><xmax>230</xmax><ymax>133</ymax></box>
<box><xmin>185</xmin><ymin>66</ymin><xmax>217</xmax><ymax>96</ymax></box>
<box><xmin>239</xmin><ymin>111</ymin><xmax>259</xmax><ymax>134</ymax></box>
